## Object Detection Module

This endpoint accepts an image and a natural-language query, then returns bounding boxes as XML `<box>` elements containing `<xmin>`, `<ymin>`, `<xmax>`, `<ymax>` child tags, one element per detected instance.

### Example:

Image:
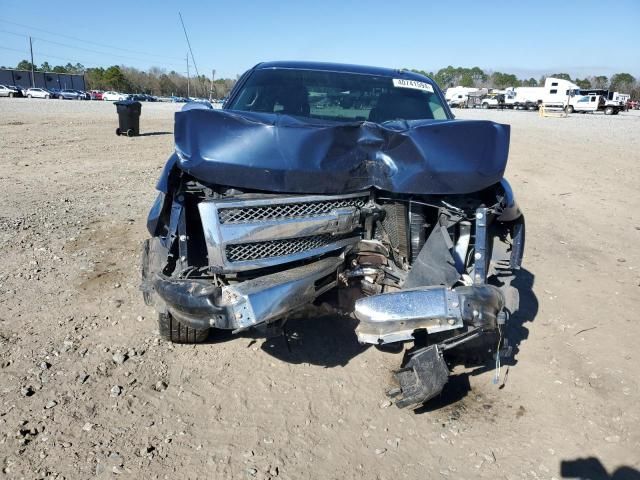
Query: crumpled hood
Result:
<box><xmin>171</xmin><ymin>108</ymin><xmax>510</xmax><ymax>195</ymax></box>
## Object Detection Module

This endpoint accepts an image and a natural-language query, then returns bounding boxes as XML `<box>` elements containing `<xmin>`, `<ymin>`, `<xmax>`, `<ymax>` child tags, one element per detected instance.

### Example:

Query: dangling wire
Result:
<box><xmin>493</xmin><ymin>323</ymin><xmax>503</xmax><ymax>385</ymax></box>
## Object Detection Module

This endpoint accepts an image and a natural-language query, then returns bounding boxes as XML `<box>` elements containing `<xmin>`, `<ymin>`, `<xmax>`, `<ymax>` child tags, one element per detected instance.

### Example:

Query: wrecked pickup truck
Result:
<box><xmin>141</xmin><ymin>61</ymin><xmax>525</xmax><ymax>408</ymax></box>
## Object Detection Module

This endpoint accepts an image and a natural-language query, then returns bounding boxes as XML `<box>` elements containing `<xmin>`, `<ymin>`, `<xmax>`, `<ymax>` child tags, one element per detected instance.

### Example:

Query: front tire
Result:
<box><xmin>158</xmin><ymin>312</ymin><xmax>209</xmax><ymax>344</ymax></box>
<box><xmin>604</xmin><ymin>106</ymin><xmax>614</xmax><ymax>115</ymax></box>
<box><xmin>9</xmin><ymin>92</ymin><xmax>14</xmax><ymax>98</ymax></box>
<box><xmin>482</xmin><ymin>102</ymin><xmax>489</xmax><ymax>109</ymax></box>
<box><xmin>566</xmin><ymin>105</ymin><xmax>574</xmax><ymax>114</ymax></box>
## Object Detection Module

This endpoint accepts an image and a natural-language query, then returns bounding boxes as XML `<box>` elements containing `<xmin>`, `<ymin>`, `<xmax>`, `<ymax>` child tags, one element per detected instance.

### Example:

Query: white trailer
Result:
<box><xmin>445</xmin><ymin>86</ymin><xmax>478</xmax><ymax>107</ymax></box>
<box><xmin>512</xmin><ymin>87</ymin><xmax>544</xmax><ymax>109</ymax></box>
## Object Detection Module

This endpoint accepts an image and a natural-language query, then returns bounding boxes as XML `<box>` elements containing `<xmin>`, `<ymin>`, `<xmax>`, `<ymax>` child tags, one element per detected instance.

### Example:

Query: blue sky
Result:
<box><xmin>1</xmin><ymin>0</ymin><xmax>639</xmax><ymax>79</ymax></box>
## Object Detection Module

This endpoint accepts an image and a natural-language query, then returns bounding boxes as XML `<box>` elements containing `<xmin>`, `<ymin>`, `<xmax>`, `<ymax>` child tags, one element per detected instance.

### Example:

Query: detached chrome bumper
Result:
<box><xmin>354</xmin><ymin>285</ymin><xmax>505</xmax><ymax>345</ymax></box>
<box><xmin>153</xmin><ymin>255</ymin><xmax>343</xmax><ymax>331</ymax></box>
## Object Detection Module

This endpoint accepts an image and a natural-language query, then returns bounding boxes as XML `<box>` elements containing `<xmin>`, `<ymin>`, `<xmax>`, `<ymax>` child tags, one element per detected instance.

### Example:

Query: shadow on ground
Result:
<box><xmin>260</xmin><ymin>314</ymin><xmax>369</xmax><ymax>368</ymax></box>
<box><xmin>561</xmin><ymin>457</ymin><xmax>640</xmax><ymax>480</ymax></box>
<box><xmin>138</xmin><ymin>131</ymin><xmax>172</xmax><ymax>137</ymax></box>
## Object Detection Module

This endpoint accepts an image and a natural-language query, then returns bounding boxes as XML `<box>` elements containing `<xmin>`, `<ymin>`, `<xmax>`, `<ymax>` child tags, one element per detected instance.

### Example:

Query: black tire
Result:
<box><xmin>27</xmin><ymin>94</ymin><xmax>32</xmax><ymax>98</ymax></box>
<box><xmin>126</xmin><ymin>128</ymin><xmax>134</xmax><ymax>137</ymax></box>
<box><xmin>9</xmin><ymin>92</ymin><xmax>14</xmax><ymax>98</ymax></box>
<box><xmin>45</xmin><ymin>95</ymin><xmax>50</xmax><ymax>99</ymax></box>
<box><xmin>566</xmin><ymin>105</ymin><xmax>574</xmax><ymax>114</ymax></box>
<box><xmin>115</xmin><ymin>128</ymin><xmax>121</xmax><ymax>136</ymax></box>
<box><xmin>604</xmin><ymin>106</ymin><xmax>614</xmax><ymax>115</ymax></box>
<box><xmin>158</xmin><ymin>312</ymin><xmax>209</xmax><ymax>344</ymax></box>
<box><xmin>482</xmin><ymin>102</ymin><xmax>489</xmax><ymax>109</ymax></box>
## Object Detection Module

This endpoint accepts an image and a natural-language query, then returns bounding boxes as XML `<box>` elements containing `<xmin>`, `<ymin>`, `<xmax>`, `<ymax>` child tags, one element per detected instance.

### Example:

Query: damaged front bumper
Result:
<box><xmin>355</xmin><ymin>284</ymin><xmax>506</xmax><ymax>408</ymax></box>
<box><xmin>153</xmin><ymin>255</ymin><xmax>343</xmax><ymax>331</ymax></box>
<box><xmin>354</xmin><ymin>284</ymin><xmax>505</xmax><ymax>345</ymax></box>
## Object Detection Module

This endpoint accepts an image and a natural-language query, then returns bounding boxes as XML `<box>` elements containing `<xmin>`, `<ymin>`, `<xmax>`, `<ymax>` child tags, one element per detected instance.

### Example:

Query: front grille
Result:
<box><xmin>226</xmin><ymin>235</ymin><xmax>347</xmax><ymax>262</ymax></box>
<box><xmin>218</xmin><ymin>197</ymin><xmax>367</xmax><ymax>224</ymax></box>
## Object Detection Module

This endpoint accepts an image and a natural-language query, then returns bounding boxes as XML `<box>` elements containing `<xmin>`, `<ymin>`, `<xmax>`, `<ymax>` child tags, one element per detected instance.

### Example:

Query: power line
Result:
<box><xmin>0</xmin><ymin>45</ymin><xmax>103</xmax><ymax>69</ymax></box>
<box><xmin>0</xmin><ymin>18</ymin><xmax>184</xmax><ymax>61</ymax></box>
<box><xmin>178</xmin><ymin>12</ymin><xmax>205</xmax><ymax>96</ymax></box>
<box><xmin>0</xmin><ymin>29</ymin><xmax>184</xmax><ymax>68</ymax></box>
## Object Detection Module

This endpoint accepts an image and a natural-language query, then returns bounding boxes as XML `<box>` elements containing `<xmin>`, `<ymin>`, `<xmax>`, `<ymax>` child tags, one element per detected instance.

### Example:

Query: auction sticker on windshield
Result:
<box><xmin>392</xmin><ymin>79</ymin><xmax>434</xmax><ymax>93</ymax></box>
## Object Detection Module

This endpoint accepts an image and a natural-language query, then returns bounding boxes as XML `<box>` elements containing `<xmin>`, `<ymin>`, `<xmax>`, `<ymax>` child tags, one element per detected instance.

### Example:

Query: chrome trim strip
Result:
<box><xmin>213</xmin><ymin>192</ymin><xmax>368</xmax><ymax>209</ymax></box>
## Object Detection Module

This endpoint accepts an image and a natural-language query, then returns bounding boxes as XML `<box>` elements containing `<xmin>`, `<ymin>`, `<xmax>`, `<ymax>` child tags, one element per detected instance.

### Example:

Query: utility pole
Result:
<box><xmin>186</xmin><ymin>54</ymin><xmax>190</xmax><ymax>98</ymax></box>
<box><xmin>29</xmin><ymin>36</ymin><xmax>35</xmax><ymax>88</ymax></box>
<box><xmin>209</xmin><ymin>69</ymin><xmax>215</xmax><ymax>101</ymax></box>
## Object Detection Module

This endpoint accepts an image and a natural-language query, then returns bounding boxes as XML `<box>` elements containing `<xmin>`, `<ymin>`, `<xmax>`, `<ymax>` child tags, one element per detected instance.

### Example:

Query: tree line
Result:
<box><xmin>4</xmin><ymin>60</ymin><xmax>638</xmax><ymax>99</ymax></box>
<box><xmin>411</xmin><ymin>66</ymin><xmax>638</xmax><ymax>97</ymax></box>
<box><xmin>6</xmin><ymin>60</ymin><xmax>237</xmax><ymax>99</ymax></box>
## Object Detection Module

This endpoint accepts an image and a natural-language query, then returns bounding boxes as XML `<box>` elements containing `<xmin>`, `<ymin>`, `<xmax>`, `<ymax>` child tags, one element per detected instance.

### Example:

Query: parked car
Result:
<box><xmin>0</xmin><ymin>85</ymin><xmax>24</xmax><ymax>97</ymax></box>
<box><xmin>103</xmin><ymin>91</ymin><xmax>128</xmax><ymax>101</ymax></box>
<box><xmin>57</xmin><ymin>89</ymin><xmax>82</xmax><ymax>100</ymax></box>
<box><xmin>74</xmin><ymin>90</ymin><xmax>91</xmax><ymax>100</ymax></box>
<box><xmin>141</xmin><ymin>61</ymin><xmax>525</xmax><ymax>409</ymax></box>
<box><xmin>89</xmin><ymin>90</ymin><xmax>103</xmax><ymax>100</ymax></box>
<box><xmin>25</xmin><ymin>88</ymin><xmax>52</xmax><ymax>99</ymax></box>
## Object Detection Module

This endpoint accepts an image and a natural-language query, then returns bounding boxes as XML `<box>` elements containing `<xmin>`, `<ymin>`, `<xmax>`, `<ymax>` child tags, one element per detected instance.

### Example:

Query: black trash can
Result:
<box><xmin>114</xmin><ymin>100</ymin><xmax>142</xmax><ymax>137</ymax></box>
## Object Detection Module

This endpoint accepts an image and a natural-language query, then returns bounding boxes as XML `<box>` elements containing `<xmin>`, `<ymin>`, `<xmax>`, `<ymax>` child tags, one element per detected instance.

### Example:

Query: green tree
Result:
<box><xmin>40</xmin><ymin>61</ymin><xmax>52</xmax><ymax>72</ymax></box>
<box><xmin>468</xmin><ymin>66</ymin><xmax>488</xmax><ymax>84</ymax></box>
<box><xmin>591</xmin><ymin>75</ymin><xmax>608</xmax><ymax>89</ymax></box>
<box><xmin>16</xmin><ymin>59</ymin><xmax>35</xmax><ymax>71</ymax></box>
<box><xmin>103</xmin><ymin>66</ymin><xmax>130</xmax><ymax>91</ymax></box>
<box><xmin>159</xmin><ymin>74</ymin><xmax>177</xmax><ymax>96</ymax></box>
<box><xmin>85</xmin><ymin>67</ymin><xmax>106</xmax><ymax>90</ymax></box>
<box><xmin>522</xmin><ymin>78</ymin><xmax>538</xmax><ymax>87</ymax></box>
<box><xmin>409</xmin><ymin>69</ymin><xmax>432</xmax><ymax>78</ymax></box>
<box><xmin>610</xmin><ymin>73</ymin><xmax>635</xmax><ymax>92</ymax></box>
<box><xmin>459</xmin><ymin>73</ymin><xmax>474</xmax><ymax>87</ymax></box>
<box><xmin>550</xmin><ymin>73</ymin><xmax>572</xmax><ymax>81</ymax></box>
<box><xmin>52</xmin><ymin>65</ymin><xmax>67</xmax><ymax>73</ymax></box>
<box><xmin>574</xmin><ymin>78</ymin><xmax>591</xmax><ymax>89</ymax></box>
<box><xmin>431</xmin><ymin>66</ymin><xmax>489</xmax><ymax>89</ymax></box>
<box><xmin>491</xmin><ymin>72</ymin><xmax>520</xmax><ymax>88</ymax></box>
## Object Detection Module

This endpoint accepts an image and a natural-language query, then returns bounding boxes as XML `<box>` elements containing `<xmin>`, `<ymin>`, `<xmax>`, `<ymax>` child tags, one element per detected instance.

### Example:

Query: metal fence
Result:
<box><xmin>0</xmin><ymin>69</ymin><xmax>86</xmax><ymax>91</ymax></box>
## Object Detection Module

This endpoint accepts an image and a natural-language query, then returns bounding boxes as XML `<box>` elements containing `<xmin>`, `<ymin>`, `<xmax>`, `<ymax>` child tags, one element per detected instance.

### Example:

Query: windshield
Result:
<box><xmin>228</xmin><ymin>69</ymin><xmax>448</xmax><ymax>123</ymax></box>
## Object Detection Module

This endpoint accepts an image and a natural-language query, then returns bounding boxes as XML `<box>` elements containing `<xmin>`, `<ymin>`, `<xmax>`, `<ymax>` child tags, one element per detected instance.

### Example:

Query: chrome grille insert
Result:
<box><xmin>226</xmin><ymin>235</ymin><xmax>347</xmax><ymax>262</ymax></box>
<box><xmin>198</xmin><ymin>193</ymin><xmax>367</xmax><ymax>272</ymax></box>
<box><xmin>218</xmin><ymin>197</ymin><xmax>367</xmax><ymax>224</ymax></box>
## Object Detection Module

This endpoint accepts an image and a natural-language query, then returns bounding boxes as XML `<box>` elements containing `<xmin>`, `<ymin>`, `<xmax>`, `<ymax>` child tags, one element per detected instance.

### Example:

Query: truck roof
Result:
<box><xmin>253</xmin><ymin>61</ymin><xmax>436</xmax><ymax>84</ymax></box>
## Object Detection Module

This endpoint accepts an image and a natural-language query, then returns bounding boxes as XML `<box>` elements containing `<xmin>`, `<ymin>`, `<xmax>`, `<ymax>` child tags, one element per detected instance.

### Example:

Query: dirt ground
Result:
<box><xmin>0</xmin><ymin>98</ymin><xmax>639</xmax><ymax>479</ymax></box>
